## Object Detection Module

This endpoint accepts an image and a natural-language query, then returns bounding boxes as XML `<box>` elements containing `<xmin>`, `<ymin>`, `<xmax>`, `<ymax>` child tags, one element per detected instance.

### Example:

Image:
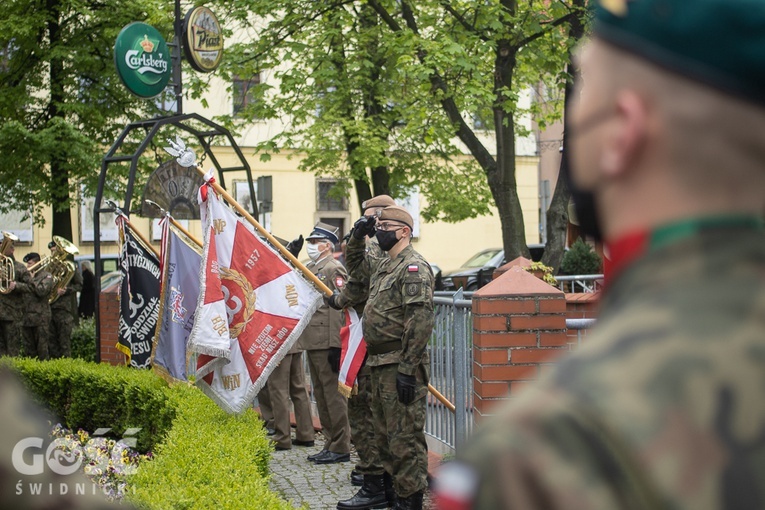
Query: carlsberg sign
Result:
<box><xmin>114</xmin><ymin>22</ymin><xmax>172</xmax><ymax>99</ymax></box>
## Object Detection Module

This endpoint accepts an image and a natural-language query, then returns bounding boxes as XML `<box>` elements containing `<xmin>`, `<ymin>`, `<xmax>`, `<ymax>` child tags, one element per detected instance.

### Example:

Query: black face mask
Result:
<box><xmin>562</xmin><ymin>117</ymin><xmax>604</xmax><ymax>242</ymax></box>
<box><xmin>375</xmin><ymin>229</ymin><xmax>400</xmax><ymax>251</ymax></box>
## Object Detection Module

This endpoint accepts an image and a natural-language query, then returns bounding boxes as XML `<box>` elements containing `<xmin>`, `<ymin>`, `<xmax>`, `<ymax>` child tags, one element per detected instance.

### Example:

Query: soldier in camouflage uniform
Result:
<box><xmin>21</xmin><ymin>252</ymin><xmax>53</xmax><ymax>360</ymax></box>
<box><xmin>346</xmin><ymin>205</ymin><xmax>434</xmax><ymax>510</ymax></box>
<box><xmin>48</xmin><ymin>240</ymin><xmax>83</xmax><ymax>358</ymax></box>
<box><xmin>329</xmin><ymin>195</ymin><xmax>397</xmax><ymax>510</ymax></box>
<box><xmin>299</xmin><ymin>222</ymin><xmax>352</xmax><ymax>464</ymax></box>
<box><xmin>433</xmin><ymin>1</ymin><xmax>765</xmax><ymax>509</ymax></box>
<box><xmin>0</xmin><ymin>236</ymin><xmax>32</xmax><ymax>356</ymax></box>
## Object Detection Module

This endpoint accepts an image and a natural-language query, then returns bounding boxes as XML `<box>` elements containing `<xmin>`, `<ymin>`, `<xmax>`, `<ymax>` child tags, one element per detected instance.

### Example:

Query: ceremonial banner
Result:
<box><xmin>338</xmin><ymin>308</ymin><xmax>367</xmax><ymax>398</ymax></box>
<box><xmin>117</xmin><ymin>218</ymin><xmax>161</xmax><ymax>368</ymax></box>
<box><xmin>151</xmin><ymin>220</ymin><xmax>202</xmax><ymax>382</ymax></box>
<box><xmin>189</xmin><ymin>182</ymin><xmax>323</xmax><ymax>413</ymax></box>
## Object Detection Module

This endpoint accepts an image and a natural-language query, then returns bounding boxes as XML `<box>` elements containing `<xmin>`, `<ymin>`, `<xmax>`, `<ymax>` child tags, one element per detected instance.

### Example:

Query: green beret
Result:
<box><xmin>594</xmin><ymin>0</ymin><xmax>765</xmax><ymax>105</ymax></box>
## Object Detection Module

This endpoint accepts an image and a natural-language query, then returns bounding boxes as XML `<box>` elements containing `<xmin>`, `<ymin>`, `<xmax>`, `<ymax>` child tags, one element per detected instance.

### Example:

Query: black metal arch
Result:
<box><xmin>94</xmin><ymin>112</ymin><xmax>258</xmax><ymax>360</ymax></box>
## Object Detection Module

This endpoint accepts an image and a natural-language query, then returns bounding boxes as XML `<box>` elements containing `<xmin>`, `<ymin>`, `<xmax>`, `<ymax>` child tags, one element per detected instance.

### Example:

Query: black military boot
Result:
<box><xmin>383</xmin><ymin>472</ymin><xmax>396</xmax><ymax>507</ymax></box>
<box><xmin>337</xmin><ymin>474</ymin><xmax>388</xmax><ymax>510</ymax></box>
<box><xmin>393</xmin><ymin>490</ymin><xmax>423</xmax><ymax>510</ymax></box>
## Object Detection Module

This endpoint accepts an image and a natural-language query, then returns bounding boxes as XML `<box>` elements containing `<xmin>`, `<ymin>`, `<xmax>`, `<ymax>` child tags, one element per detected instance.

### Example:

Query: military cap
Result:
<box><xmin>594</xmin><ymin>0</ymin><xmax>765</xmax><ymax>105</ymax></box>
<box><xmin>361</xmin><ymin>195</ymin><xmax>396</xmax><ymax>212</ymax></box>
<box><xmin>47</xmin><ymin>241</ymin><xmax>56</xmax><ymax>249</ymax></box>
<box><xmin>306</xmin><ymin>222</ymin><xmax>340</xmax><ymax>244</ymax></box>
<box><xmin>23</xmin><ymin>252</ymin><xmax>40</xmax><ymax>263</ymax></box>
<box><xmin>378</xmin><ymin>205</ymin><xmax>413</xmax><ymax>230</ymax></box>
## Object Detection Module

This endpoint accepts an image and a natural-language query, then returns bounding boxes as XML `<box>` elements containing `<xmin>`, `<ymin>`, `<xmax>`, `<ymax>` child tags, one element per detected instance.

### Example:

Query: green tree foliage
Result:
<box><xmin>0</xmin><ymin>1</ymin><xmax>174</xmax><ymax>238</ymax></box>
<box><xmin>211</xmin><ymin>0</ymin><xmax>589</xmax><ymax>266</ymax></box>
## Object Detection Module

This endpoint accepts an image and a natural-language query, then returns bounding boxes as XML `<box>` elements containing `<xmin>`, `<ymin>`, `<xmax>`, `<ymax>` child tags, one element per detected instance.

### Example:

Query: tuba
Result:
<box><xmin>29</xmin><ymin>236</ymin><xmax>79</xmax><ymax>303</ymax></box>
<box><xmin>0</xmin><ymin>231</ymin><xmax>19</xmax><ymax>294</ymax></box>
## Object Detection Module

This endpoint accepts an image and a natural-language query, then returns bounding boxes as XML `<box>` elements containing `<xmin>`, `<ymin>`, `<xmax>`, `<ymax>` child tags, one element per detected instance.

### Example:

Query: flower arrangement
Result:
<box><xmin>49</xmin><ymin>423</ymin><xmax>152</xmax><ymax>501</ymax></box>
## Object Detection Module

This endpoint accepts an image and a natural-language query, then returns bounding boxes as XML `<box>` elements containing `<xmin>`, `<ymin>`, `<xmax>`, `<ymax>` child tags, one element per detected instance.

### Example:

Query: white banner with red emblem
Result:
<box><xmin>188</xmin><ymin>179</ymin><xmax>323</xmax><ymax>413</ymax></box>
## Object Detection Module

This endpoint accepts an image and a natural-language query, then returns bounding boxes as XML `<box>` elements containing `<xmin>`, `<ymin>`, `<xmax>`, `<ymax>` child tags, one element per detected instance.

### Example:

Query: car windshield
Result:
<box><xmin>462</xmin><ymin>249</ymin><xmax>502</xmax><ymax>268</ymax></box>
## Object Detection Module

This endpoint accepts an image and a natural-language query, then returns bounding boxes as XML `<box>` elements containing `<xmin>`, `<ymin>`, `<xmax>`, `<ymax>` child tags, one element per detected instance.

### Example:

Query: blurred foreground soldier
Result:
<box><xmin>48</xmin><ymin>240</ymin><xmax>82</xmax><ymax>358</ymax></box>
<box><xmin>21</xmin><ymin>252</ymin><xmax>53</xmax><ymax>360</ymax></box>
<box><xmin>434</xmin><ymin>1</ymin><xmax>765</xmax><ymax>509</ymax></box>
<box><xmin>0</xmin><ymin>232</ymin><xmax>32</xmax><ymax>356</ymax></box>
<box><xmin>331</xmin><ymin>194</ymin><xmax>397</xmax><ymax>509</ymax></box>
<box><xmin>0</xmin><ymin>368</ymin><xmax>128</xmax><ymax>509</ymax></box>
<box><xmin>299</xmin><ymin>222</ymin><xmax>351</xmax><ymax>464</ymax></box>
<box><xmin>346</xmin><ymin>206</ymin><xmax>434</xmax><ymax>510</ymax></box>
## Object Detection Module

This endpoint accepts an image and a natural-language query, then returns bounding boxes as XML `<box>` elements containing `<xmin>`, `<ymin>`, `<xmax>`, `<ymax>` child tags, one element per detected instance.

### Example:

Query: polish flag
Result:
<box><xmin>337</xmin><ymin>308</ymin><xmax>367</xmax><ymax>398</ymax></box>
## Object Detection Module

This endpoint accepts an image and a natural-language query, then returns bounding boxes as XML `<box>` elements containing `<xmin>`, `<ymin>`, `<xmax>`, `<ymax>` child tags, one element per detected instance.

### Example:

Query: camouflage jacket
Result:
<box><xmin>354</xmin><ymin>242</ymin><xmax>434</xmax><ymax>375</ymax></box>
<box><xmin>296</xmin><ymin>255</ymin><xmax>347</xmax><ymax>352</ymax></box>
<box><xmin>22</xmin><ymin>269</ymin><xmax>53</xmax><ymax>326</ymax></box>
<box><xmin>336</xmin><ymin>237</ymin><xmax>385</xmax><ymax>313</ymax></box>
<box><xmin>0</xmin><ymin>259</ymin><xmax>32</xmax><ymax>321</ymax></box>
<box><xmin>50</xmin><ymin>265</ymin><xmax>82</xmax><ymax>317</ymax></box>
<box><xmin>438</xmin><ymin>225</ymin><xmax>765</xmax><ymax>510</ymax></box>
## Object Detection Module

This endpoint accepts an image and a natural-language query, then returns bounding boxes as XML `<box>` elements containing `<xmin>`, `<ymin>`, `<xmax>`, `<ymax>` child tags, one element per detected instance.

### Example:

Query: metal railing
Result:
<box><xmin>427</xmin><ymin>289</ymin><xmax>474</xmax><ymax>451</ymax></box>
<box><xmin>554</xmin><ymin>274</ymin><xmax>604</xmax><ymax>293</ymax></box>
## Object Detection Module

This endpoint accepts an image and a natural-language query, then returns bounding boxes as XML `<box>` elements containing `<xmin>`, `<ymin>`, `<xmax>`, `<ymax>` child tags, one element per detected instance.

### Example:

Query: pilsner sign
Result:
<box><xmin>114</xmin><ymin>22</ymin><xmax>172</xmax><ymax>99</ymax></box>
<box><xmin>183</xmin><ymin>6</ymin><xmax>224</xmax><ymax>73</ymax></box>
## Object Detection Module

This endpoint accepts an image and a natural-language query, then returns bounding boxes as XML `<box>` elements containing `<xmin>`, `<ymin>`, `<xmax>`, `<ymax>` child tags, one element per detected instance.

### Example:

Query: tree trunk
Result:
<box><xmin>47</xmin><ymin>0</ymin><xmax>73</xmax><ymax>241</ymax></box>
<box><xmin>542</xmin><ymin>0</ymin><xmax>586</xmax><ymax>271</ymax></box>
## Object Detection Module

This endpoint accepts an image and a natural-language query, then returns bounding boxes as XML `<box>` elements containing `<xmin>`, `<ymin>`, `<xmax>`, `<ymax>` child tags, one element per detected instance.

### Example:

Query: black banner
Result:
<box><xmin>117</xmin><ymin>220</ymin><xmax>161</xmax><ymax>368</ymax></box>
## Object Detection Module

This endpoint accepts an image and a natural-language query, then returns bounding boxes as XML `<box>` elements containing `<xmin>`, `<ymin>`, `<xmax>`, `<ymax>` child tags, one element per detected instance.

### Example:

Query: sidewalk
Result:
<box><xmin>267</xmin><ymin>430</ymin><xmax>440</xmax><ymax>509</ymax></box>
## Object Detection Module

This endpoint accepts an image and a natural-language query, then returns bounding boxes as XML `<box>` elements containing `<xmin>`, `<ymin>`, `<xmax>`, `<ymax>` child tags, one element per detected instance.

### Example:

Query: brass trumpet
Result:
<box><xmin>29</xmin><ymin>236</ymin><xmax>79</xmax><ymax>303</ymax></box>
<box><xmin>0</xmin><ymin>231</ymin><xmax>19</xmax><ymax>294</ymax></box>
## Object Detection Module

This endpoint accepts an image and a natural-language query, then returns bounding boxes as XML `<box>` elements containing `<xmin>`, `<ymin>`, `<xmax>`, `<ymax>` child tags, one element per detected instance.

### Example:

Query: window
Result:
<box><xmin>232</xmin><ymin>73</ymin><xmax>261</xmax><ymax>116</ymax></box>
<box><xmin>317</xmin><ymin>180</ymin><xmax>347</xmax><ymax>211</ymax></box>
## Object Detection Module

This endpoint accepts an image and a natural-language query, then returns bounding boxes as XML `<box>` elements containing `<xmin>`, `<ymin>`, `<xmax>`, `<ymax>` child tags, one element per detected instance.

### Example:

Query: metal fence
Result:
<box><xmin>427</xmin><ymin>289</ymin><xmax>474</xmax><ymax>451</ymax></box>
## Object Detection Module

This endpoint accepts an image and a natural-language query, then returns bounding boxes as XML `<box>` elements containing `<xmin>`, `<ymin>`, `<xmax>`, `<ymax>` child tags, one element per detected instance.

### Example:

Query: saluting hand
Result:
<box><xmin>351</xmin><ymin>216</ymin><xmax>376</xmax><ymax>240</ymax></box>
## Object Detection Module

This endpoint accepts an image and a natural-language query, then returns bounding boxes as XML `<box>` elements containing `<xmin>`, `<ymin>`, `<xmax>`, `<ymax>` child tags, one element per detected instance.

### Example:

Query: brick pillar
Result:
<box><xmin>99</xmin><ymin>286</ymin><xmax>126</xmax><ymax>366</ymax></box>
<box><xmin>471</xmin><ymin>266</ymin><xmax>567</xmax><ymax>420</ymax></box>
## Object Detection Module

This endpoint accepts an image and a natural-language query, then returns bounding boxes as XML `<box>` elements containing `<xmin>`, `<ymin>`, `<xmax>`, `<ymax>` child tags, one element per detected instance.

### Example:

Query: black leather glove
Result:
<box><xmin>326</xmin><ymin>290</ymin><xmax>343</xmax><ymax>310</ymax></box>
<box><xmin>286</xmin><ymin>235</ymin><xmax>303</xmax><ymax>257</ymax></box>
<box><xmin>396</xmin><ymin>372</ymin><xmax>417</xmax><ymax>405</ymax></box>
<box><xmin>327</xmin><ymin>347</ymin><xmax>342</xmax><ymax>373</ymax></box>
<box><xmin>352</xmin><ymin>215</ymin><xmax>376</xmax><ymax>240</ymax></box>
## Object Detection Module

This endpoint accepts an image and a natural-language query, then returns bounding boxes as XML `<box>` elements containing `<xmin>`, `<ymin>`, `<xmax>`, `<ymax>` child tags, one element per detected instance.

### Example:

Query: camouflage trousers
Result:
<box><xmin>49</xmin><ymin>309</ymin><xmax>74</xmax><ymax>358</ymax></box>
<box><xmin>370</xmin><ymin>363</ymin><xmax>428</xmax><ymax>498</ymax></box>
<box><xmin>22</xmin><ymin>324</ymin><xmax>49</xmax><ymax>360</ymax></box>
<box><xmin>0</xmin><ymin>319</ymin><xmax>21</xmax><ymax>356</ymax></box>
<box><xmin>349</xmin><ymin>371</ymin><xmax>383</xmax><ymax>475</ymax></box>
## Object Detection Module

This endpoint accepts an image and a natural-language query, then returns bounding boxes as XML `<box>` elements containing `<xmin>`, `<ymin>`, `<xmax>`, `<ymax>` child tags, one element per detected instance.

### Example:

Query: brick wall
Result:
<box><xmin>471</xmin><ymin>266</ymin><xmax>602</xmax><ymax>421</ymax></box>
<box><xmin>98</xmin><ymin>286</ymin><xmax>125</xmax><ymax>366</ymax></box>
<box><xmin>471</xmin><ymin>266</ymin><xmax>568</xmax><ymax>420</ymax></box>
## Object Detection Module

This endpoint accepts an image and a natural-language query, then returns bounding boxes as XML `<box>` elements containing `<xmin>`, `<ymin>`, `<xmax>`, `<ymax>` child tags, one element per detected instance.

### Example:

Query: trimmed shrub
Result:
<box><xmin>1</xmin><ymin>357</ymin><xmax>291</xmax><ymax>510</ymax></box>
<box><xmin>560</xmin><ymin>238</ymin><xmax>603</xmax><ymax>275</ymax></box>
<box><xmin>71</xmin><ymin>317</ymin><xmax>97</xmax><ymax>362</ymax></box>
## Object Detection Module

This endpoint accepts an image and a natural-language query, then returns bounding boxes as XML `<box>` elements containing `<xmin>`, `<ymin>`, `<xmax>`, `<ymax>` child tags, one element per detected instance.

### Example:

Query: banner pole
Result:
<box><xmin>195</xmin><ymin>166</ymin><xmax>333</xmax><ymax>296</ymax></box>
<box><xmin>169</xmin><ymin>217</ymin><xmax>202</xmax><ymax>248</ymax></box>
<box><xmin>118</xmin><ymin>214</ymin><xmax>160</xmax><ymax>259</ymax></box>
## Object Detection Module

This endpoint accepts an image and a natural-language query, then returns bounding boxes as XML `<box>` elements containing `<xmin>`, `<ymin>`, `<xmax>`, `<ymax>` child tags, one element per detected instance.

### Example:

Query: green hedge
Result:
<box><xmin>1</xmin><ymin>357</ymin><xmax>293</xmax><ymax>510</ymax></box>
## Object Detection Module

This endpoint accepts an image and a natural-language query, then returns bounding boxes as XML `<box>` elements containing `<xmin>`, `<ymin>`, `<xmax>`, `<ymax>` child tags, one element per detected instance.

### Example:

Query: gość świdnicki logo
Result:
<box><xmin>114</xmin><ymin>22</ymin><xmax>172</xmax><ymax>99</ymax></box>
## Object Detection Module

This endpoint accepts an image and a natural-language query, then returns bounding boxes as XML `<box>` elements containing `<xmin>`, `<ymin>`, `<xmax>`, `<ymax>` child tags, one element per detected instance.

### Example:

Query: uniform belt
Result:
<box><xmin>366</xmin><ymin>340</ymin><xmax>402</xmax><ymax>355</ymax></box>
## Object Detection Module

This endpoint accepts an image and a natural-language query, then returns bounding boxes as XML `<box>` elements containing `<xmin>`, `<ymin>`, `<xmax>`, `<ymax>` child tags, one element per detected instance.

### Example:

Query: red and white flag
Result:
<box><xmin>189</xmin><ymin>176</ymin><xmax>323</xmax><ymax>413</ymax></box>
<box><xmin>337</xmin><ymin>308</ymin><xmax>367</xmax><ymax>398</ymax></box>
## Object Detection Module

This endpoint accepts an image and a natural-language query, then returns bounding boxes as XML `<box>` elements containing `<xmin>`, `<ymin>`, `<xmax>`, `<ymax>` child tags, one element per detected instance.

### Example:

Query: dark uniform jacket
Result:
<box><xmin>297</xmin><ymin>255</ymin><xmax>347</xmax><ymax>351</ymax></box>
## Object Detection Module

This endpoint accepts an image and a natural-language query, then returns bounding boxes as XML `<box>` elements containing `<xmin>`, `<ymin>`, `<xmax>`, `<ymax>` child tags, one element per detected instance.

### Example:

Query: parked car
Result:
<box><xmin>438</xmin><ymin>244</ymin><xmax>545</xmax><ymax>291</ymax></box>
